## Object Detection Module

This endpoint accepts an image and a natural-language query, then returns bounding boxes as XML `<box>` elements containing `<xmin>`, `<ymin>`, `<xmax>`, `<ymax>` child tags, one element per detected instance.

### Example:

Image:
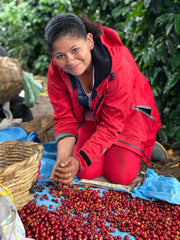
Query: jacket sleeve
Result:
<box><xmin>74</xmin><ymin>49</ymin><xmax>135</xmax><ymax>171</ymax></box>
<box><xmin>47</xmin><ymin>60</ymin><xmax>79</xmax><ymax>142</ymax></box>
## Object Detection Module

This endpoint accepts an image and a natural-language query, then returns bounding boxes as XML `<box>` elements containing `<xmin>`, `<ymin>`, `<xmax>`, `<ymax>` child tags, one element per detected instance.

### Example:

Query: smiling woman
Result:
<box><xmin>44</xmin><ymin>13</ymin><xmax>166</xmax><ymax>188</ymax></box>
<box><xmin>52</xmin><ymin>34</ymin><xmax>93</xmax><ymax>86</ymax></box>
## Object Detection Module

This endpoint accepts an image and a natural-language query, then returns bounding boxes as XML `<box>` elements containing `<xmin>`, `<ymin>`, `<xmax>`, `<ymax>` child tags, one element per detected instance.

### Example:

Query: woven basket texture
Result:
<box><xmin>0</xmin><ymin>140</ymin><xmax>44</xmax><ymax>210</ymax></box>
<box><xmin>0</xmin><ymin>57</ymin><xmax>23</xmax><ymax>104</ymax></box>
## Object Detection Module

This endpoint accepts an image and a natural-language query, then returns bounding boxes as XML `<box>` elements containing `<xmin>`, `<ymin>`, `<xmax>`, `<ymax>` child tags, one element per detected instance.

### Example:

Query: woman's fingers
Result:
<box><xmin>51</xmin><ymin>157</ymin><xmax>79</xmax><ymax>187</ymax></box>
<box><xmin>53</xmin><ymin>167</ymin><xmax>74</xmax><ymax>186</ymax></box>
<box><xmin>56</xmin><ymin>177</ymin><xmax>73</xmax><ymax>186</ymax></box>
<box><xmin>54</xmin><ymin>170</ymin><xmax>71</xmax><ymax>179</ymax></box>
<box><xmin>50</xmin><ymin>162</ymin><xmax>58</xmax><ymax>180</ymax></box>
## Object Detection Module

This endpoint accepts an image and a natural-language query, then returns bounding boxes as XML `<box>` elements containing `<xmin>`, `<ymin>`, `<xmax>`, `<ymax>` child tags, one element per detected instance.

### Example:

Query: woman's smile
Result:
<box><xmin>68</xmin><ymin>62</ymin><xmax>81</xmax><ymax>71</ymax></box>
<box><xmin>53</xmin><ymin>34</ymin><xmax>93</xmax><ymax>77</ymax></box>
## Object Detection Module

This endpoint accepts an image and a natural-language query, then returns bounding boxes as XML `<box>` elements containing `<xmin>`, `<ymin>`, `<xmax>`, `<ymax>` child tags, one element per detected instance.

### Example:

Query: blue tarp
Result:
<box><xmin>1</xmin><ymin>126</ymin><xmax>180</xmax><ymax>239</ymax></box>
<box><xmin>1</xmin><ymin>126</ymin><xmax>180</xmax><ymax>206</ymax></box>
<box><xmin>0</xmin><ymin>126</ymin><xmax>37</xmax><ymax>142</ymax></box>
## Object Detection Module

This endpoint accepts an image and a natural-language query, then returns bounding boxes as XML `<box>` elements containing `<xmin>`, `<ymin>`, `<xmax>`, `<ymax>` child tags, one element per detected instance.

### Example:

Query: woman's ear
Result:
<box><xmin>87</xmin><ymin>33</ymin><xmax>94</xmax><ymax>50</ymax></box>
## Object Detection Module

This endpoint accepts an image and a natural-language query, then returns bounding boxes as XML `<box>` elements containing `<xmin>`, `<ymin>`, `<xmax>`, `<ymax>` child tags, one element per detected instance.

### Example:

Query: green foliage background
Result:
<box><xmin>0</xmin><ymin>0</ymin><xmax>180</xmax><ymax>147</ymax></box>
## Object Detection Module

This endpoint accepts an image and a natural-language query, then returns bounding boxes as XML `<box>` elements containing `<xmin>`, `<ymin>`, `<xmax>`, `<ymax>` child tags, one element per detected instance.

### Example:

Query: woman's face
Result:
<box><xmin>52</xmin><ymin>33</ymin><xmax>94</xmax><ymax>77</ymax></box>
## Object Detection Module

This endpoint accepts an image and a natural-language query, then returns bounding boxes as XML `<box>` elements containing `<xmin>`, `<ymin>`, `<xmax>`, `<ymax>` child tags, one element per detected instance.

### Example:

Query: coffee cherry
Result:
<box><xmin>18</xmin><ymin>183</ymin><xmax>180</xmax><ymax>240</ymax></box>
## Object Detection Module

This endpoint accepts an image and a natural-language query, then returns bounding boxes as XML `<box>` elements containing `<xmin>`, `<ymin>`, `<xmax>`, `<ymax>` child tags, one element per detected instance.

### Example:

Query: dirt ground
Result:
<box><xmin>30</xmin><ymin>76</ymin><xmax>180</xmax><ymax>182</ymax></box>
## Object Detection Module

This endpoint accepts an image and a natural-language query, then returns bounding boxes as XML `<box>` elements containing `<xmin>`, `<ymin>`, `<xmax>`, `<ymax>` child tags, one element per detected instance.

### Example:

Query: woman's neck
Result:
<box><xmin>78</xmin><ymin>64</ymin><xmax>94</xmax><ymax>93</ymax></box>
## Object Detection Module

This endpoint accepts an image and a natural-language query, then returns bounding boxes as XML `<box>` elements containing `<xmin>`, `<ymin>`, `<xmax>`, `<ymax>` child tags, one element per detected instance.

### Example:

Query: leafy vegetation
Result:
<box><xmin>0</xmin><ymin>0</ymin><xmax>179</xmax><ymax>147</ymax></box>
<box><xmin>118</xmin><ymin>0</ymin><xmax>180</xmax><ymax>148</ymax></box>
<box><xmin>0</xmin><ymin>0</ymin><xmax>69</xmax><ymax>74</ymax></box>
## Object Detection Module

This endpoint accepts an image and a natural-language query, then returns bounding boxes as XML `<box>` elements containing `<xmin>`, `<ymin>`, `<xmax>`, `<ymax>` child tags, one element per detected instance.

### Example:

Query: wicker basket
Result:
<box><xmin>0</xmin><ymin>140</ymin><xmax>44</xmax><ymax>210</ymax></box>
<box><xmin>0</xmin><ymin>57</ymin><xmax>23</xmax><ymax>104</ymax></box>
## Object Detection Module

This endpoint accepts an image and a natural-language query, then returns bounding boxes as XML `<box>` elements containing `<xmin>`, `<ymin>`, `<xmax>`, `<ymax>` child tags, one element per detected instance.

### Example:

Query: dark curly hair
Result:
<box><xmin>45</xmin><ymin>13</ymin><xmax>102</xmax><ymax>55</ymax></box>
<box><xmin>78</xmin><ymin>14</ymin><xmax>102</xmax><ymax>40</ymax></box>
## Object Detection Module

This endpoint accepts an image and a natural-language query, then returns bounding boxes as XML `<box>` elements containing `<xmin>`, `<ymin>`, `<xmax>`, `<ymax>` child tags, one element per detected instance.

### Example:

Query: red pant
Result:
<box><xmin>74</xmin><ymin>121</ymin><xmax>142</xmax><ymax>185</ymax></box>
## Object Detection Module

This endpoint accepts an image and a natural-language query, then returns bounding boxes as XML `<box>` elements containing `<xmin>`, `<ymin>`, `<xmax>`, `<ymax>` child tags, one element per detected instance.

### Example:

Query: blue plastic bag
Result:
<box><xmin>132</xmin><ymin>169</ymin><xmax>180</xmax><ymax>204</ymax></box>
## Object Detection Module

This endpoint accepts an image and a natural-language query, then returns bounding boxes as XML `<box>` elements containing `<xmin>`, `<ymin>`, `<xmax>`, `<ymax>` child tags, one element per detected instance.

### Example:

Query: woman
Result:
<box><xmin>45</xmin><ymin>13</ymin><xmax>163</xmax><ymax>187</ymax></box>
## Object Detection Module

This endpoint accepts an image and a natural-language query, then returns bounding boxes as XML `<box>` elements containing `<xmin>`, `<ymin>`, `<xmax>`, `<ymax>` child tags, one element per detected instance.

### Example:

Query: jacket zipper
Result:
<box><xmin>117</xmin><ymin>139</ymin><xmax>150</xmax><ymax>162</ymax></box>
<box><xmin>94</xmin><ymin>93</ymin><xmax>104</xmax><ymax>121</ymax></box>
<box><xmin>132</xmin><ymin>105</ymin><xmax>156</xmax><ymax>121</ymax></box>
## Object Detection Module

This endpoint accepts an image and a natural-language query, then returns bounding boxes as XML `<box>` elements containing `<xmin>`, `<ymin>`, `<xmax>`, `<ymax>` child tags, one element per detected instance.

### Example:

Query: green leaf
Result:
<box><xmin>167</xmin><ymin>105</ymin><xmax>180</xmax><ymax>124</ymax></box>
<box><xmin>144</xmin><ymin>0</ymin><xmax>151</xmax><ymax>9</ymax></box>
<box><xmin>171</xmin><ymin>141</ymin><xmax>180</xmax><ymax>148</ymax></box>
<box><xmin>152</xmin><ymin>86</ymin><xmax>161</xmax><ymax>97</ymax></box>
<box><xmin>152</xmin><ymin>36</ymin><xmax>164</xmax><ymax>47</ymax></box>
<box><xmin>155</xmin><ymin>13</ymin><xmax>174</xmax><ymax>27</ymax></box>
<box><xmin>142</xmin><ymin>47</ymin><xmax>155</xmax><ymax>67</ymax></box>
<box><xmin>127</xmin><ymin>1</ymin><xmax>145</xmax><ymax>19</ymax></box>
<box><xmin>157</xmin><ymin>128</ymin><xmax>168</xmax><ymax>144</ymax></box>
<box><xmin>124</xmin><ymin>0</ymin><xmax>132</xmax><ymax>4</ymax></box>
<box><xmin>175</xmin><ymin>14</ymin><xmax>180</xmax><ymax>33</ymax></box>
<box><xmin>156</xmin><ymin>44</ymin><xmax>167</xmax><ymax>64</ymax></box>
<box><xmin>112</xmin><ymin>6</ymin><xmax>130</xmax><ymax>18</ymax></box>
<box><xmin>165</xmin><ymin>39</ymin><xmax>175</xmax><ymax>56</ymax></box>
<box><xmin>150</xmin><ymin>67</ymin><xmax>159</xmax><ymax>85</ymax></box>
<box><xmin>171</xmin><ymin>54</ymin><xmax>180</xmax><ymax>69</ymax></box>
<box><xmin>163</xmin><ymin>72</ymin><xmax>180</xmax><ymax>94</ymax></box>
<box><xmin>166</xmin><ymin>23</ymin><xmax>174</xmax><ymax>36</ymax></box>
<box><xmin>167</xmin><ymin>126</ymin><xmax>180</xmax><ymax>142</ymax></box>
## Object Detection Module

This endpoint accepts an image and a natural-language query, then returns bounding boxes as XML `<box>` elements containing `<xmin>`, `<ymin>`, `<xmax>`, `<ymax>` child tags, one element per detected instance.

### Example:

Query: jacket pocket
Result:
<box><xmin>132</xmin><ymin>105</ymin><xmax>156</xmax><ymax>121</ymax></box>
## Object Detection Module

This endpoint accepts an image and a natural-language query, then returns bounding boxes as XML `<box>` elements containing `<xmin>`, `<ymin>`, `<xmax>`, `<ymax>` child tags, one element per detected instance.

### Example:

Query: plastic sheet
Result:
<box><xmin>38</xmin><ymin>142</ymin><xmax>57</xmax><ymax>183</ymax></box>
<box><xmin>132</xmin><ymin>168</ymin><xmax>180</xmax><ymax>204</ymax></box>
<box><xmin>22</xmin><ymin>71</ymin><xmax>42</xmax><ymax>108</ymax></box>
<box><xmin>0</xmin><ymin>126</ymin><xmax>37</xmax><ymax>142</ymax></box>
<box><xmin>0</xmin><ymin>184</ymin><xmax>34</xmax><ymax>240</ymax></box>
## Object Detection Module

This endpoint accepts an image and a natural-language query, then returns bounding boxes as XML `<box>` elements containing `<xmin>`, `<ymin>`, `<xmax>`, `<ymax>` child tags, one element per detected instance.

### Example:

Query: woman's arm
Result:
<box><xmin>50</xmin><ymin>136</ymin><xmax>80</xmax><ymax>187</ymax></box>
<box><xmin>50</xmin><ymin>136</ymin><xmax>75</xmax><ymax>178</ymax></box>
<box><xmin>56</xmin><ymin>136</ymin><xmax>76</xmax><ymax>163</ymax></box>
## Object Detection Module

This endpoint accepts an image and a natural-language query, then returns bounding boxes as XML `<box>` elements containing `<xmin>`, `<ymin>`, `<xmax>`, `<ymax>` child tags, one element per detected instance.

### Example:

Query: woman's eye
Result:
<box><xmin>54</xmin><ymin>54</ymin><xmax>64</xmax><ymax>59</ymax></box>
<box><xmin>72</xmin><ymin>48</ymin><xmax>78</xmax><ymax>53</ymax></box>
<box><xmin>57</xmin><ymin>54</ymin><xmax>64</xmax><ymax>59</ymax></box>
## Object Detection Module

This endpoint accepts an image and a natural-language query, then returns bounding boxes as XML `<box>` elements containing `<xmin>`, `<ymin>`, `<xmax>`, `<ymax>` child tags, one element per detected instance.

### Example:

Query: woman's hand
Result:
<box><xmin>50</xmin><ymin>136</ymin><xmax>77</xmax><ymax>188</ymax></box>
<box><xmin>50</xmin><ymin>156</ymin><xmax>79</xmax><ymax>187</ymax></box>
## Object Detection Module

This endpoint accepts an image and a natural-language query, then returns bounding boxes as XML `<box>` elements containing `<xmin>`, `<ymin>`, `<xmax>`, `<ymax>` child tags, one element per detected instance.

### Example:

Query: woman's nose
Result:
<box><xmin>66</xmin><ymin>54</ymin><xmax>75</xmax><ymax>65</ymax></box>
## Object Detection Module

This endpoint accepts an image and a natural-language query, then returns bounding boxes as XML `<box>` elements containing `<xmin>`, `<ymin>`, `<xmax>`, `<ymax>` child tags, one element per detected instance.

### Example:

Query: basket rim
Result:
<box><xmin>0</xmin><ymin>140</ymin><xmax>44</xmax><ymax>176</ymax></box>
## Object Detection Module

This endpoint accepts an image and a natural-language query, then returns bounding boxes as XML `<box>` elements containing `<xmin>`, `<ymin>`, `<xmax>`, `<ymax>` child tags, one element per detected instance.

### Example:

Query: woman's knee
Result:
<box><xmin>104</xmin><ymin>163</ymin><xmax>139</xmax><ymax>185</ymax></box>
<box><xmin>105</xmin><ymin>170</ymin><xmax>138</xmax><ymax>185</ymax></box>
<box><xmin>104</xmin><ymin>145</ymin><xmax>141</xmax><ymax>185</ymax></box>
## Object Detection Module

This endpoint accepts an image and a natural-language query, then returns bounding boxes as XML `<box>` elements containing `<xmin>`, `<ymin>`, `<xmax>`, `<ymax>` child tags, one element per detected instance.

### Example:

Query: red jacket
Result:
<box><xmin>47</xmin><ymin>26</ymin><xmax>161</xmax><ymax>172</ymax></box>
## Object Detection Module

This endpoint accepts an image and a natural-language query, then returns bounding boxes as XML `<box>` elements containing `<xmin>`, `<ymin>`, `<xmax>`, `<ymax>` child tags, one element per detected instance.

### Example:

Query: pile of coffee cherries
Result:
<box><xmin>18</xmin><ymin>183</ymin><xmax>180</xmax><ymax>240</ymax></box>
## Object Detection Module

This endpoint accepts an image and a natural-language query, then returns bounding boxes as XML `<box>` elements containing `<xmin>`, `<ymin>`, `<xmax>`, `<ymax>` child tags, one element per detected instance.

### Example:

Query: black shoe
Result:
<box><xmin>151</xmin><ymin>141</ymin><xmax>169</xmax><ymax>162</ymax></box>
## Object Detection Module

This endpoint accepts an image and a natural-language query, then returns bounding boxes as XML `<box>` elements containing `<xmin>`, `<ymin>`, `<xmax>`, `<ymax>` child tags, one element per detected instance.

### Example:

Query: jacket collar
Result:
<box><xmin>91</xmin><ymin>38</ymin><xmax>111</xmax><ymax>89</ymax></box>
